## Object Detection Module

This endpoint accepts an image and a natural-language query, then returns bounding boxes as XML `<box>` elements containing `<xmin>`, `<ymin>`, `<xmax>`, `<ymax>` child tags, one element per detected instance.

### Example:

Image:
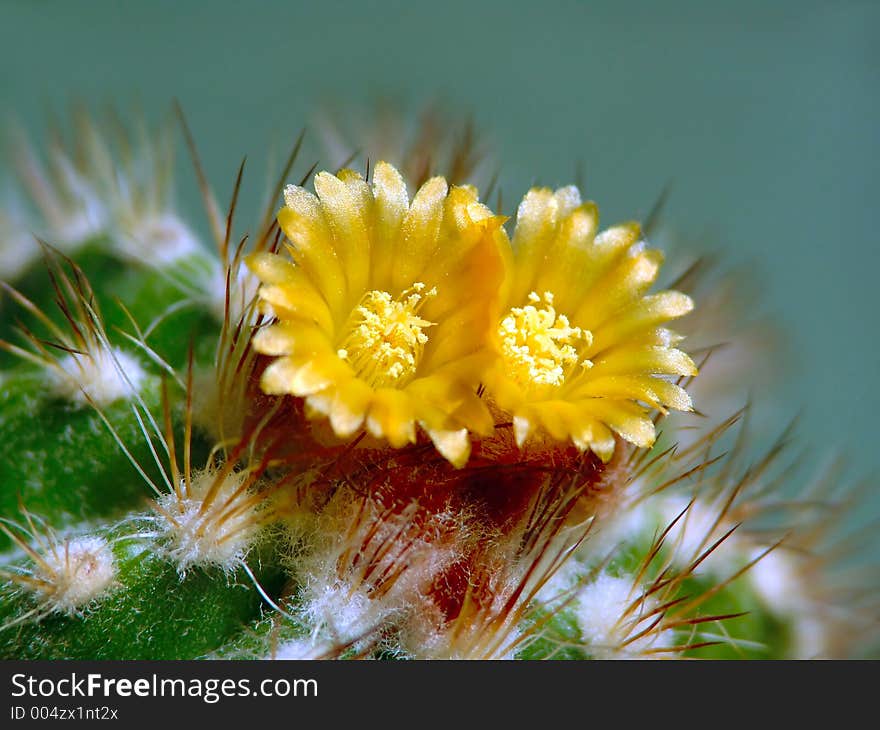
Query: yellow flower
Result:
<box><xmin>486</xmin><ymin>186</ymin><xmax>697</xmax><ymax>460</ymax></box>
<box><xmin>247</xmin><ymin>161</ymin><xmax>507</xmax><ymax>467</ymax></box>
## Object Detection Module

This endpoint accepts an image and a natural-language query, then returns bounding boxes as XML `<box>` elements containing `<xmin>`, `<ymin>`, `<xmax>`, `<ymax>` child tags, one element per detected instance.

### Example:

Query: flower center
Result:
<box><xmin>337</xmin><ymin>283</ymin><xmax>437</xmax><ymax>388</ymax></box>
<box><xmin>498</xmin><ymin>291</ymin><xmax>592</xmax><ymax>391</ymax></box>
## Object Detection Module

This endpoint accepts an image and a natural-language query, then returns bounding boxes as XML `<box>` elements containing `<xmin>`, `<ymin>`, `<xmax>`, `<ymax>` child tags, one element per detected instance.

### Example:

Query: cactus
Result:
<box><xmin>0</xmin><ymin>106</ymin><xmax>876</xmax><ymax>660</ymax></box>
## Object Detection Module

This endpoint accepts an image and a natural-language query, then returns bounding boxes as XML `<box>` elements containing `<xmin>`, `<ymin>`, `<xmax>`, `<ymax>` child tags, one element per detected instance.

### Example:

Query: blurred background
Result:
<box><xmin>1</xmin><ymin>0</ymin><xmax>877</xmax><ymax>486</ymax></box>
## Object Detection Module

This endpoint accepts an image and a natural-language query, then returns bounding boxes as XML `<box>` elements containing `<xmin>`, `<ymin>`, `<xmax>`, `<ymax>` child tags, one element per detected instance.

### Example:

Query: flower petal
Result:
<box><xmin>277</xmin><ymin>196</ymin><xmax>347</xmax><ymax>322</ymax></box>
<box><xmin>256</xmin><ymin>282</ymin><xmax>334</xmax><ymax>334</ymax></box>
<box><xmin>570</xmin><ymin>375</ymin><xmax>693</xmax><ymax>412</ymax></box>
<box><xmin>576</xmin><ymin>399</ymin><xmax>656</xmax><ymax>449</ymax></box>
<box><xmin>370</xmin><ymin>161</ymin><xmax>409</xmax><ymax>291</ymax></box>
<box><xmin>426</xmin><ymin>427</ymin><xmax>470</xmax><ymax>469</ymax></box>
<box><xmin>589</xmin><ymin>291</ymin><xmax>693</xmax><ymax>356</ymax></box>
<box><xmin>366</xmin><ymin>388</ymin><xmax>417</xmax><ymax>448</ymax></box>
<box><xmin>314</xmin><ymin>170</ymin><xmax>371</xmax><ymax>299</ymax></box>
<box><xmin>393</xmin><ymin>176</ymin><xmax>447</xmax><ymax>291</ymax></box>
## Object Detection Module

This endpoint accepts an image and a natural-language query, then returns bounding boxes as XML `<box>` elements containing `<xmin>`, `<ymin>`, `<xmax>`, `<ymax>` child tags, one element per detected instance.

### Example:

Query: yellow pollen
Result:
<box><xmin>498</xmin><ymin>291</ymin><xmax>592</xmax><ymax>390</ymax></box>
<box><xmin>337</xmin><ymin>283</ymin><xmax>437</xmax><ymax>388</ymax></box>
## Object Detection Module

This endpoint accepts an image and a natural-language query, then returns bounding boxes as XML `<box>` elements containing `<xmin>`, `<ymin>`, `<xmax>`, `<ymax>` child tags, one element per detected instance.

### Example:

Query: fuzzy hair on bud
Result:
<box><xmin>283</xmin><ymin>497</ymin><xmax>463</xmax><ymax>653</ymax></box>
<box><xmin>50</xmin><ymin>348</ymin><xmax>145</xmax><ymax>407</ymax></box>
<box><xmin>574</xmin><ymin>572</ymin><xmax>674</xmax><ymax>659</ymax></box>
<box><xmin>0</xmin><ymin>522</ymin><xmax>117</xmax><ymax>624</ymax></box>
<box><xmin>35</xmin><ymin>536</ymin><xmax>117</xmax><ymax>614</ymax></box>
<box><xmin>155</xmin><ymin>469</ymin><xmax>261</xmax><ymax>575</ymax></box>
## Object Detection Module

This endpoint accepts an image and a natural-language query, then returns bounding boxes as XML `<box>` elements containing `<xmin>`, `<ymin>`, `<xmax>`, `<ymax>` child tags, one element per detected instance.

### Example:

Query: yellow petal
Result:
<box><xmin>313</xmin><ymin>170</ymin><xmax>371</xmax><ymax>298</ymax></box>
<box><xmin>589</xmin><ymin>345</ymin><xmax>698</xmax><ymax>378</ymax></box>
<box><xmin>570</xmin><ymin>375</ymin><xmax>693</xmax><ymax>412</ymax></box>
<box><xmin>260</xmin><ymin>356</ymin><xmax>301</xmax><ymax>395</ymax></box>
<box><xmin>369</xmin><ymin>161</ymin><xmax>409</xmax><ymax>291</ymax></box>
<box><xmin>422</xmin><ymin>301</ymin><xmax>492</xmax><ymax>369</ymax></box>
<box><xmin>585</xmin><ymin>223</ymin><xmax>643</xmax><ymax>281</ymax></box>
<box><xmin>338</xmin><ymin>168</ymin><xmax>375</xmax><ymax>224</ymax></box>
<box><xmin>393</xmin><ymin>176</ymin><xmax>447</xmax><ymax>291</ymax></box>
<box><xmin>366</xmin><ymin>388</ymin><xmax>416</xmax><ymax>448</ymax></box>
<box><xmin>513</xmin><ymin>412</ymin><xmax>533</xmax><ymax>447</ymax></box>
<box><xmin>426</xmin><ymin>427</ymin><xmax>470</xmax><ymax>468</ymax></box>
<box><xmin>327</xmin><ymin>377</ymin><xmax>373</xmax><ymax>438</ymax></box>
<box><xmin>534</xmin><ymin>400</ymin><xmax>579</xmax><ymax>442</ymax></box>
<box><xmin>246</xmin><ymin>251</ymin><xmax>298</xmax><ymax>285</ymax></box>
<box><xmin>252</xmin><ymin>322</ymin><xmax>328</xmax><ymax>359</ymax></box>
<box><xmin>508</xmin><ymin>188</ymin><xmax>561</xmax><ymax>305</ymax></box>
<box><xmin>570</xmin><ymin>418</ymin><xmax>616</xmax><ymax>461</ymax></box>
<box><xmin>572</xmin><ymin>248</ymin><xmax>663</xmax><ymax>330</ymax></box>
<box><xmin>485</xmin><ymin>361</ymin><xmax>528</xmax><ymax>412</ymax></box>
<box><xmin>257</xmin><ymin>283</ymin><xmax>334</xmax><ymax>334</ymax></box>
<box><xmin>531</xmin><ymin>202</ymin><xmax>599</xmax><ymax>313</ymax></box>
<box><xmin>277</xmin><ymin>204</ymin><xmax>347</xmax><ymax>322</ymax></box>
<box><xmin>577</xmin><ymin>399</ymin><xmax>656</xmax><ymax>448</ymax></box>
<box><xmin>421</xmin><ymin>231</ymin><xmax>507</xmax><ymax>370</ymax></box>
<box><xmin>251</xmin><ymin>322</ymin><xmax>294</xmax><ymax>357</ymax></box>
<box><xmin>589</xmin><ymin>291</ymin><xmax>693</xmax><ymax>355</ymax></box>
<box><xmin>429</xmin><ymin>191</ymin><xmax>503</xmax><ymax>282</ymax></box>
<box><xmin>287</xmin><ymin>353</ymin><xmax>350</xmax><ymax>396</ymax></box>
<box><xmin>407</xmin><ymin>371</ymin><xmax>494</xmax><ymax>437</ymax></box>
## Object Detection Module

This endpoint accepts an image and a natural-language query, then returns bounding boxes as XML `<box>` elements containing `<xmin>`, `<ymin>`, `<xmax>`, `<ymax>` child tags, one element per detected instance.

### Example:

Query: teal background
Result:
<box><xmin>1</xmin><ymin>0</ymin><xmax>878</xmax><ymax>487</ymax></box>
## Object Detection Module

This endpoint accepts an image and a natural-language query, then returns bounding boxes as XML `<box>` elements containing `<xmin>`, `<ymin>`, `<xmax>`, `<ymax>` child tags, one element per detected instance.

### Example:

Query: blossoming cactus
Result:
<box><xmin>0</xmin><ymin>107</ymin><xmax>876</xmax><ymax>660</ymax></box>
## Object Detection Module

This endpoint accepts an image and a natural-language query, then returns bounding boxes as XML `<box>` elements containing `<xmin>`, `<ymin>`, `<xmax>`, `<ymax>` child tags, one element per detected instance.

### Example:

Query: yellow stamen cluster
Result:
<box><xmin>337</xmin><ymin>284</ymin><xmax>436</xmax><ymax>388</ymax></box>
<box><xmin>498</xmin><ymin>291</ymin><xmax>592</xmax><ymax>391</ymax></box>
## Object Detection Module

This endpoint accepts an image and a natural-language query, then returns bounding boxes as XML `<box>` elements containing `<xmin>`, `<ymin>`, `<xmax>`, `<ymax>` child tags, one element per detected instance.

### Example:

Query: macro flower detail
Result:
<box><xmin>498</xmin><ymin>290</ymin><xmax>590</xmax><ymax>388</ymax></box>
<box><xmin>486</xmin><ymin>186</ymin><xmax>697</xmax><ymax>459</ymax></box>
<box><xmin>247</xmin><ymin>161</ymin><xmax>507</xmax><ymax>467</ymax></box>
<box><xmin>335</xmin><ymin>283</ymin><xmax>436</xmax><ymax>388</ymax></box>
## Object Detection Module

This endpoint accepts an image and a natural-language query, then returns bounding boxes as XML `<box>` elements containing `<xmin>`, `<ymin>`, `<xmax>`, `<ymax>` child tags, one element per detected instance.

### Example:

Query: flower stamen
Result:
<box><xmin>337</xmin><ymin>283</ymin><xmax>437</xmax><ymax>388</ymax></box>
<box><xmin>498</xmin><ymin>291</ymin><xmax>592</xmax><ymax>391</ymax></box>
